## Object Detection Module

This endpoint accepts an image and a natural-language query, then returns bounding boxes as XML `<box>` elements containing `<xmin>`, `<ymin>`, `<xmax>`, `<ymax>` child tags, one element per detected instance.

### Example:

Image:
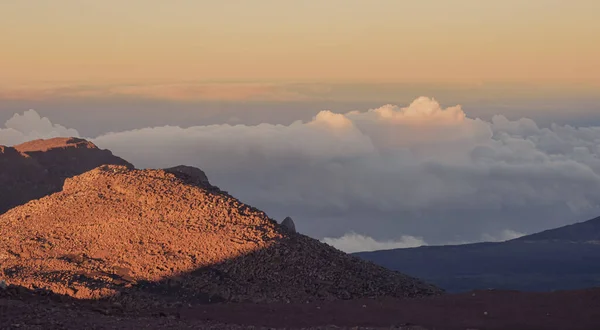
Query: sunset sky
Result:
<box><xmin>2</xmin><ymin>0</ymin><xmax>599</xmax><ymax>86</ymax></box>
<box><xmin>2</xmin><ymin>1</ymin><xmax>600</xmax><ymax>250</ymax></box>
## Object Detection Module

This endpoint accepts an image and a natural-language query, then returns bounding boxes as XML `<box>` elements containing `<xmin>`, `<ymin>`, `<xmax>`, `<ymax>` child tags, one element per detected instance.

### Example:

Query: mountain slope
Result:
<box><xmin>0</xmin><ymin>165</ymin><xmax>441</xmax><ymax>306</ymax></box>
<box><xmin>356</xmin><ymin>216</ymin><xmax>600</xmax><ymax>293</ymax></box>
<box><xmin>0</xmin><ymin>137</ymin><xmax>133</xmax><ymax>214</ymax></box>
<box><xmin>515</xmin><ymin>216</ymin><xmax>600</xmax><ymax>242</ymax></box>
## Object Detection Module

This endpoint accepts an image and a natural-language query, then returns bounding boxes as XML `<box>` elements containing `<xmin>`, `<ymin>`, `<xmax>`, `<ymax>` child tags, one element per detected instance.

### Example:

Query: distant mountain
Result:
<box><xmin>0</xmin><ymin>137</ymin><xmax>133</xmax><ymax>214</ymax></box>
<box><xmin>515</xmin><ymin>216</ymin><xmax>600</xmax><ymax>243</ymax></box>
<box><xmin>355</xmin><ymin>216</ymin><xmax>600</xmax><ymax>293</ymax></box>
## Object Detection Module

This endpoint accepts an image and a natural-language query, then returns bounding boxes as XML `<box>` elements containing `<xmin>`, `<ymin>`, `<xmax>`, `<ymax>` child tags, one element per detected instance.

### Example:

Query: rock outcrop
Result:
<box><xmin>0</xmin><ymin>137</ymin><xmax>133</xmax><ymax>214</ymax></box>
<box><xmin>281</xmin><ymin>217</ymin><xmax>297</xmax><ymax>233</ymax></box>
<box><xmin>164</xmin><ymin>165</ymin><xmax>210</xmax><ymax>186</ymax></box>
<box><xmin>0</xmin><ymin>165</ymin><xmax>441</xmax><ymax>307</ymax></box>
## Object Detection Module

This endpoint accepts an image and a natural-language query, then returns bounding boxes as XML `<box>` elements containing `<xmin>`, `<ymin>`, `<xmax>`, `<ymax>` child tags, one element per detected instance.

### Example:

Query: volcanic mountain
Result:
<box><xmin>0</xmin><ymin>137</ymin><xmax>132</xmax><ymax>214</ymax></box>
<box><xmin>0</xmin><ymin>164</ymin><xmax>441</xmax><ymax>307</ymax></box>
<box><xmin>514</xmin><ymin>216</ymin><xmax>600</xmax><ymax>243</ymax></box>
<box><xmin>356</xmin><ymin>215</ymin><xmax>600</xmax><ymax>293</ymax></box>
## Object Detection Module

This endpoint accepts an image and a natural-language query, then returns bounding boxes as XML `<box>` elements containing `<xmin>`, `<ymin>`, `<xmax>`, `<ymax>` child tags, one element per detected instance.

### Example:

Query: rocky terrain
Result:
<box><xmin>0</xmin><ymin>164</ymin><xmax>440</xmax><ymax>308</ymax></box>
<box><xmin>1</xmin><ymin>137</ymin><xmax>600</xmax><ymax>329</ymax></box>
<box><xmin>2</xmin><ymin>283</ymin><xmax>600</xmax><ymax>329</ymax></box>
<box><xmin>0</xmin><ymin>137</ymin><xmax>132</xmax><ymax>214</ymax></box>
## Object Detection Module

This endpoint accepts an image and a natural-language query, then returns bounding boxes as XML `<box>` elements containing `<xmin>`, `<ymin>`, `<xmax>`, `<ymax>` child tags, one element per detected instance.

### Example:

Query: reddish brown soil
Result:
<box><xmin>0</xmin><ymin>137</ymin><xmax>132</xmax><ymax>214</ymax></box>
<box><xmin>2</xmin><ymin>285</ymin><xmax>600</xmax><ymax>329</ymax></box>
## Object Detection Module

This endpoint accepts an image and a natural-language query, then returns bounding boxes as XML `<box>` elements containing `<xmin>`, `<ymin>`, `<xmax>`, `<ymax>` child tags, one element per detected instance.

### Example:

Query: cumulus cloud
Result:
<box><xmin>3</xmin><ymin>97</ymin><xmax>600</xmax><ymax>245</ymax></box>
<box><xmin>91</xmin><ymin>97</ymin><xmax>600</xmax><ymax>214</ymax></box>
<box><xmin>0</xmin><ymin>110</ymin><xmax>79</xmax><ymax>146</ymax></box>
<box><xmin>322</xmin><ymin>233</ymin><xmax>426</xmax><ymax>253</ymax></box>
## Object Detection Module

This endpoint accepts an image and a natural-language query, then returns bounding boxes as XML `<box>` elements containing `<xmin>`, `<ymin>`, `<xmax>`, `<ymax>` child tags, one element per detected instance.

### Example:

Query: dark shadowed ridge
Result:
<box><xmin>356</xmin><ymin>215</ymin><xmax>600</xmax><ymax>293</ymax></box>
<box><xmin>514</xmin><ymin>216</ymin><xmax>600</xmax><ymax>242</ymax></box>
<box><xmin>0</xmin><ymin>137</ymin><xmax>133</xmax><ymax>214</ymax></box>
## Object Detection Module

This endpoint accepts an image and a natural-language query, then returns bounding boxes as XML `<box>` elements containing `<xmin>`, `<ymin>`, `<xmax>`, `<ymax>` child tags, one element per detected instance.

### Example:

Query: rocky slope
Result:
<box><xmin>0</xmin><ymin>165</ymin><xmax>441</xmax><ymax>308</ymax></box>
<box><xmin>0</xmin><ymin>137</ymin><xmax>133</xmax><ymax>214</ymax></box>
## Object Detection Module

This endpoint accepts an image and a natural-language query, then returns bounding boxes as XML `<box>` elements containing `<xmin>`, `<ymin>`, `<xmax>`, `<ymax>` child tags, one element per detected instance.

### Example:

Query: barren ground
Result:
<box><xmin>2</xmin><ymin>286</ymin><xmax>600</xmax><ymax>329</ymax></box>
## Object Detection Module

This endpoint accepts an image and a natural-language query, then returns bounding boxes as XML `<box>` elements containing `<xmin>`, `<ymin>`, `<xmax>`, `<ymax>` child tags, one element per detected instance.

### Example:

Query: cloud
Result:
<box><xmin>481</xmin><ymin>229</ymin><xmax>525</xmax><ymax>242</ymax></box>
<box><xmin>322</xmin><ymin>233</ymin><xmax>426</xmax><ymax>253</ymax></box>
<box><xmin>323</xmin><ymin>228</ymin><xmax>524</xmax><ymax>253</ymax></box>
<box><xmin>91</xmin><ymin>97</ymin><xmax>600</xmax><ymax>214</ymax></box>
<box><xmin>3</xmin><ymin>97</ymin><xmax>600</xmax><ymax>244</ymax></box>
<box><xmin>0</xmin><ymin>110</ymin><xmax>79</xmax><ymax>146</ymax></box>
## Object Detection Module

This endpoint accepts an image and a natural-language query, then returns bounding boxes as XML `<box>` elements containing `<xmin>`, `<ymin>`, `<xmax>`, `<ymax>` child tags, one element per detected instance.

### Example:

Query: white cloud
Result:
<box><xmin>0</xmin><ymin>110</ymin><xmax>79</xmax><ymax>146</ymax></box>
<box><xmin>3</xmin><ymin>97</ymin><xmax>600</xmax><ymax>244</ymax></box>
<box><xmin>322</xmin><ymin>233</ymin><xmax>426</xmax><ymax>253</ymax></box>
<box><xmin>323</xmin><ymin>228</ymin><xmax>525</xmax><ymax>253</ymax></box>
<box><xmin>91</xmin><ymin>97</ymin><xmax>600</xmax><ymax>215</ymax></box>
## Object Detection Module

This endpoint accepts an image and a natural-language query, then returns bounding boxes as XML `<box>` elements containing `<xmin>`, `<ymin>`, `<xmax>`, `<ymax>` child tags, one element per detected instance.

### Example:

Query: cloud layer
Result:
<box><xmin>322</xmin><ymin>228</ymin><xmax>524</xmax><ymax>253</ymax></box>
<box><xmin>2</xmin><ymin>98</ymin><xmax>600</xmax><ymax>251</ymax></box>
<box><xmin>91</xmin><ymin>97</ymin><xmax>600</xmax><ymax>212</ymax></box>
<box><xmin>322</xmin><ymin>233</ymin><xmax>426</xmax><ymax>253</ymax></box>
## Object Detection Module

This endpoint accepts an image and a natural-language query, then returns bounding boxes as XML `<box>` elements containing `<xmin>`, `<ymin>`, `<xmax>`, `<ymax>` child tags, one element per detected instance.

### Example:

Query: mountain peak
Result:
<box><xmin>14</xmin><ymin>137</ymin><xmax>98</xmax><ymax>153</ymax></box>
<box><xmin>0</xmin><ymin>137</ymin><xmax>133</xmax><ymax>214</ymax></box>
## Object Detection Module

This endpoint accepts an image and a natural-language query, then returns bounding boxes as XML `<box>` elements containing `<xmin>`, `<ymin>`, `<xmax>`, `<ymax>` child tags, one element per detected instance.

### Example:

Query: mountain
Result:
<box><xmin>515</xmin><ymin>216</ymin><xmax>600</xmax><ymax>242</ymax></box>
<box><xmin>0</xmin><ymin>164</ymin><xmax>441</xmax><ymax>307</ymax></box>
<box><xmin>0</xmin><ymin>137</ymin><xmax>133</xmax><ymax>214</ymax></box>
<box><xmin>355</xmin><ymin>216</ymin><xmax>600</xmax><ymax>293</ymax></box>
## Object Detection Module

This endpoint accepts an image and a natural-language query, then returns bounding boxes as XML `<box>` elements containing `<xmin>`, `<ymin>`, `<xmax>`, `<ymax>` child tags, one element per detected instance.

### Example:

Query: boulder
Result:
<box><xmin>281</xmin><ymin>217</ymin><xmax>296</xmax><ymax>233</ymax></box>
<box><xmin>164</xmin><ymin>165</ymin><xmax>210</xmax><ymax>185</ymax></box>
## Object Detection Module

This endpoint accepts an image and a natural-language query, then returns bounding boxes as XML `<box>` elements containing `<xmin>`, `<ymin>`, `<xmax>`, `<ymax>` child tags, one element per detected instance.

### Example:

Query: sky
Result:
<box><xmin>1</xmin><ymin>0</ymin><xmax>599</xmax><ymax>85</ymax></box>
<box><xmin>1</xmin><ymin>1</ymin><xmax>600</xmax><ymax>253</ymax></box>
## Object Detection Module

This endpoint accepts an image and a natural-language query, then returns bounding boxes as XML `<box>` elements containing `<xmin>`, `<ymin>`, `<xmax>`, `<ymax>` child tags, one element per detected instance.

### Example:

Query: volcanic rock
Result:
<box><xmin>164</xmin><ymin>165</ymin><xmax>210</xmax><ymax>186</ymax></box>
<box><xmin>0</xmin><ymin>165</ymin><xmax>441</xmax><ymax>307</ymax></box>
<box><xmin>281</xmin><ymin>217</ymin><xmax>297</xmax><ymax>233</ymax></box>
<box><xmin>0</xmin><ymin>137</ymin><xmax>133</xmax><ymax>214</ymax></box>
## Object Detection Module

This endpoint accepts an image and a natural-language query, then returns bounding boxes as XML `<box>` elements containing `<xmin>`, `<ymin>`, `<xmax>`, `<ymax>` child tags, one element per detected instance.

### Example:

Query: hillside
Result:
<box><xmin>0</xmin><ymin>164</ymin><xmax>441</xmax><ymax>307</ymax></box>
<box><xmin>356</xmin><ymin>216</ymin><xmax>600</xmax><ymax>293</ymax></box>
<box><xmin>515</xmin><ymin>216</ymin><xmax>600</xmax><ymax>242</ymax></box>
<box><xmin>0</xmin><ymin>137</ymin><xmax>132</xmax><ymax>214</ymax></box>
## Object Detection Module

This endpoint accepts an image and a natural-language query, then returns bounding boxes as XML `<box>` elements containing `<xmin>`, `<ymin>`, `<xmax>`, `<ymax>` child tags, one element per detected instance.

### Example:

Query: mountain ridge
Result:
<box><xmin>0</xmin><ymin>137</ymin><xmax>133</xmax><ymax>214</ymax></box>
<box><xmin>355</xmin><ymin>215</ymin><xmax>600</xmax><ymax>293</ymax></box>
<box><xmin>514</xmin><ymin>216</ymin><xmax>600</xmax><ymax>243</ymax></box>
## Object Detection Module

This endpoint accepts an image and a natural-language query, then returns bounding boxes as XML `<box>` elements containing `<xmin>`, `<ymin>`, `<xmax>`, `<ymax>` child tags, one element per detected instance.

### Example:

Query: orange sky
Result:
<box><xmin>1</xmin><ymin>0</ymin><xmax>599</xmax><ymax>86</ymax></box>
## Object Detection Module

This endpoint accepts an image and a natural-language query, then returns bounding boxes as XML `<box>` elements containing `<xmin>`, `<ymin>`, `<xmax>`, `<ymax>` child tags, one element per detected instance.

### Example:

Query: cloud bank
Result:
<box><xmin>322</xmin><ymin>233</ymin><xmax>426</xmax><ymax>253</ymax></box>
<box><xmin>322</xmin><ymin>228</ymin><xmax>524</xmax><ymax>253</ymax></box>
<box><xmin>0</xmin><ymin>110</ymin><xmax>79</xmax><ymax>146</ymax></box>
<box><xmin>91</xmin><ymin>97</ymin><xmax>600</xmax><ymax>213</ymax></box>
<box><xmin>2</xmin><ymin>97</ymin><xmax>599</xmax><ymax>249</ymax></box>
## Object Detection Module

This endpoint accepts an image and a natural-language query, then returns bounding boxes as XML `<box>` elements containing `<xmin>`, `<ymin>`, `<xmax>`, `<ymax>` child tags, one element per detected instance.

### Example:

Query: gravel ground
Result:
<box><xmin>2</xmin><ymin>287</ymin><xmax>600</xmax><ymax>330</ymax></box>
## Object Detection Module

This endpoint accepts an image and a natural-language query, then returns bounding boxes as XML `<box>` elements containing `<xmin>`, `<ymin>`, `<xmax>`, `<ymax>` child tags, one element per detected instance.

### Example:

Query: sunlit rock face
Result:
<box><xmin>0</xmin><ymin>165</ymin><xmax>441</xmax><ymax>306</ymax></box>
